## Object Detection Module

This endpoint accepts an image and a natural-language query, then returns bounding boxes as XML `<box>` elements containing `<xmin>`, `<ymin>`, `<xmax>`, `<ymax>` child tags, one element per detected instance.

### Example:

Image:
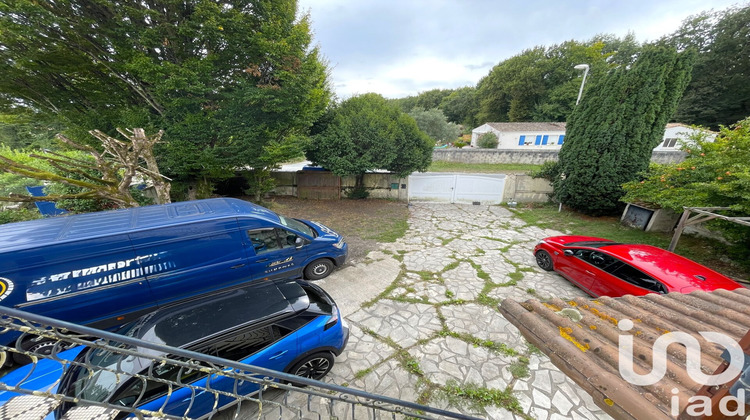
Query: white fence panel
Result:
<box><xmin>408</xmin><ymin>173</ymin><xmax>506</xmax><ymax>204</ymax></box>
<box><xmin>453</xmin><ymin>174</ymin><xmax>506</xmax><ymax>205</ymax></box>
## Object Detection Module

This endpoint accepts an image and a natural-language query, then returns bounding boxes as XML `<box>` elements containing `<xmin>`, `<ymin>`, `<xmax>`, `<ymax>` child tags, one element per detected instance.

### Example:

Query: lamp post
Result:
<box><xmin>557</xmin><ymin>64</ymin><xmax>590</xmax><ymax>213</ymax></box>
<box><xmin>574</xmin><ymin>64</ymin><xmax>590</xmax><ymax>105</ymax></box>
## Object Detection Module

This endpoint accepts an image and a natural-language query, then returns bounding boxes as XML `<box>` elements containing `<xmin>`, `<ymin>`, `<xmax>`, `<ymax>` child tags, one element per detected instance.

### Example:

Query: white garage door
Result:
<box><xmin>408</xmin><ymin>173</ymin><xmax>506</xmax><ymax>204</ymax></box>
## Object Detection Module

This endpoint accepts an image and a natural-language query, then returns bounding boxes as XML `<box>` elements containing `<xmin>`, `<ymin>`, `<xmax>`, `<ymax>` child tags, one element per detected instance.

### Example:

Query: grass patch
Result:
<box><xmin>442</xmin><ymin>260</ymin><xmax>460</xmax><ymax>272</ymax></box>
<box><xmin>509</xmin><ymin>356</ymin><xmax>530</xmax><ymax>379</ymax></box>
<box><xmin>512</xmin><ymin>203</ymin><xmax>750</xmax><ymax>279</ymax></box>
<box><xmin>429</xmin><ymin>161</ymin><xmax>542</xmax><ymax>174</ymax></box>
<box><xmin>414</xmin><ymin>270</ymin><xmax>435</xmax><ymax>281</ymax></box>
<box><xmin>508</xmin><ymin>271</ymin><xmax>524</xmax><ymax>283</ymax></box>
<box><xmin>477</xmin><ymin>293</ymin><xmax>500</xmax><ymax>307</ymax></box>
<box><xmin>449</xmin><ymin>332</ymin><xmax>518</xmax><ymax>357</ymax></box>
<box><xmin>369</xmin><ymin>217</ymin><xmax>409</xmax><ymax>242</ymax></box>
<box><xmin>526</xmin><ymin>342</ymin><xmax>543</xmax><ymax>355</ymax></box>
<box><xmin>353</xmin><ymin>368</ymin><xmax>373</xmax><ymax>380</ymax></box>
<box><xmin>439</xmin><ymin>381</ymin><xmax>523</xmax><ymax>413</ymax></box>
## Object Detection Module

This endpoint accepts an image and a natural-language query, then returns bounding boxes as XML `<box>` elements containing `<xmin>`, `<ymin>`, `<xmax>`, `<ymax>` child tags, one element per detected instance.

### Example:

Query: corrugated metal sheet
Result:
<box><xmin>500</xmin><ymin>288</ymin><xmax>750</xmax><ymax>420</ymax></box>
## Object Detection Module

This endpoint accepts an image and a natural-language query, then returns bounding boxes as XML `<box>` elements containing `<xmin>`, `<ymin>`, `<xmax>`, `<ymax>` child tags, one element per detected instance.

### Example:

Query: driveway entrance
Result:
<box><xmin>407</xmin><ymin>173</ymin><xmax>506</xmax><ymax>204</ymax></box>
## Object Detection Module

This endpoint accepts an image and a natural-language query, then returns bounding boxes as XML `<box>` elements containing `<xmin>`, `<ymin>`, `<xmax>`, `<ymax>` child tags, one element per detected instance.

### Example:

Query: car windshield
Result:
<box><xmin>70</xmin><ymin>346</ymin><xmax>155</xmax><ymax>402</ymax></box>
<box><xmin>278</xmin><ymin>215</ymin><xmax>315</xmax><ymax>237</ymax></box>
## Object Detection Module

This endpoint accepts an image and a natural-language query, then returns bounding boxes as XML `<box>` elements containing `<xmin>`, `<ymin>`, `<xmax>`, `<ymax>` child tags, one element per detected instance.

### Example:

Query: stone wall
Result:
<box><xmin>433</xmin><ymin>149</ymin><xmax>559</xmax><ymax>165</ymax></box>
<box><xmin>433</xmin><ymin>148</ymin><xmax>687</xmax><ymax>164</ymax></box>
<box><xmin>503</xmin><ymin>174</ymin><xmax>553</xmax><ymax>203</ymax></box>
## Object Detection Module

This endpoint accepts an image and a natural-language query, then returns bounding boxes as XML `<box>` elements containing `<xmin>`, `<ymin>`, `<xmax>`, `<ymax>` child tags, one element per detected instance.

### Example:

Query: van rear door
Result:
<box><xmin>240</xmin><ymin>223</ymin><xmax>309</xmax><ymax>281</ymax></box>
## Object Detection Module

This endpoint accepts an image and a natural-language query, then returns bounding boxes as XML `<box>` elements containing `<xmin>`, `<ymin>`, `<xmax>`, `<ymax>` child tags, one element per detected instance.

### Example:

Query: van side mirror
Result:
<box><xmin>564</xmin><ymin>249</ymin><xmax>574</xmax><ymax>256</ymax></box>
<box><xmin>295</xmin><ymin>237</ymin><xmax>304</xmax><ymax>249</ymax></box>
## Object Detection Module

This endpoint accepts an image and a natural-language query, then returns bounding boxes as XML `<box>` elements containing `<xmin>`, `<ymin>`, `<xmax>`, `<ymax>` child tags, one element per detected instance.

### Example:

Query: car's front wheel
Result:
<box><xmin>288</xmin><ymin>352</ymin><xmax>334</xmax><ymax>385</ymax></box>
<box><xmin>535</xmin><ymin>250</ymin><xmax>554</xmax><ymax>271</ymax></box>
<box><xmin>304</xmin><ymin>259</ymin><xmax>334</xmax><ymax>280</ymax></box>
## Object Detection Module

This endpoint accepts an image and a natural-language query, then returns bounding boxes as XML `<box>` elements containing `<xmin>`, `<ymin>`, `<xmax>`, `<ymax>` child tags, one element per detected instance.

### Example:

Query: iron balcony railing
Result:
<box><xmin>0</xmin><ymin>306</ymin><xmax>478</xmax><ymax>420</ymax></box>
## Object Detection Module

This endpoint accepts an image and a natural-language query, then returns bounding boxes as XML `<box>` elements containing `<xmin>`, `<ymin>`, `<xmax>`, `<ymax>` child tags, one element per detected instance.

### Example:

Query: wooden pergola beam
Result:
<box><xmin>668</xmin><ymin>207</ymin><xmax>750</xmax><ymax>252</ymax></box>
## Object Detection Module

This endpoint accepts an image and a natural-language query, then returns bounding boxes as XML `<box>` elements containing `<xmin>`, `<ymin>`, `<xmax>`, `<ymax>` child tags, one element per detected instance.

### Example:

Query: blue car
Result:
<box><xmin>0</xmin><ymin>278</ymin><xmax>348</xmax><ymax>419</ymax></box>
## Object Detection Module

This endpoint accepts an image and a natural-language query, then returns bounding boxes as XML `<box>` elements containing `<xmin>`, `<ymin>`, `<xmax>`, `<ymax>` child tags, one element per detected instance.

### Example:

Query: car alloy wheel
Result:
<box><xmin>535</xmin><ymin>250</ymin><xmax>554</xmax><ymax>271</ymax></box>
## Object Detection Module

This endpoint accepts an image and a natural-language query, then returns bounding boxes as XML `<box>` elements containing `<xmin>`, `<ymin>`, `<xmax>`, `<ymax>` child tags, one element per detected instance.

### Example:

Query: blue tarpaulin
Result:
<box><xmin>25</xmin><ymin>186</ymin><xmax>69</xmax><ymax>217</ymax></box>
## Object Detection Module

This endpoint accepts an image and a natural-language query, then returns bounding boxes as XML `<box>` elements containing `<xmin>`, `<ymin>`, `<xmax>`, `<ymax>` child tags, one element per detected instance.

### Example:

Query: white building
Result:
<box><xmin>471</xmin><ymin>122</ymin><xmax>714</xmax><ymax>151</ymax></box>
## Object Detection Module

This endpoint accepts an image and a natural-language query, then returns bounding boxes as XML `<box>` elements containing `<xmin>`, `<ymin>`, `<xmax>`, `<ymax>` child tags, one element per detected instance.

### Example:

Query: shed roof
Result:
<box><xmin>480</xmin><ymin>122</ymin><xmax>567</xmax><ymax>132</ymax></box>
<box><xmin>500</xmin><ymin>288</ymin><xmax>750</xmax><ymax>420</ymax></box>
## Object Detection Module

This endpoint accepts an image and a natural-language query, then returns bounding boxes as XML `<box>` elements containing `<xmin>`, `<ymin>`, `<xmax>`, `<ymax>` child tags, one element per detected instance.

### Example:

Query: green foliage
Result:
<box><xmin>0</xmin><ymin>147</ymin><xmax>52</xmax><ymax>197</ymax></box>
<box><xmin>440</xmin><ymin>381</ymin><xmax>523</xmax><ymax>413</ymax></box>
<box><xmin>531</xmin><ymin>160</ymin><xmax>561</xmax><ymax>182</ymax></box>
<box><xmin>0</xmin><ymin>114</ymin><xmax>61</xmax><ymax>151</ymax></box>
<box><xmin>476</xmin><ymin>132</ymin><xmax>499</xmax><ymax>149</ymax></box>
<box><xmin>440</xmin><ymin>87</ymin><xmax>478</xmax><ymax>126</ymax></box>
<box><xmin>243</xmin><ymin>168</ymin><xmax>277</xmax><ymax>204</ymax></box>
<box><xmin>390</xmin><ymin>89</ymin><xmax>454</xmax><ymax>113</ymax></box>
<box><xmin>664</xmin><ymin>5</ymin><xmax>750</xmax><ymax>129</ymax></box>
<box><xmin>0</xmin><ymin>0</ymin><xmax>330</xmax><ymax>186</ymax></box>
<box><xmin>407</xmin><ymin>108</ymin><xmax>461</xmax><ymax>144</ymax></box>
<box><xmin>475</xmin><ymin>38</ymin><xmax>635</xmax><ymax>124</ymax></box>
<box><xmin>0</xmin><ymin>208</ymin><xmax>41</xmax><ymax>224</ymax></box>
<box><xmin>345</xmin><ymin>185</ymin><xmax>370</xmax><ymax>200</ymax></box>
<box><xmin>553</xmin><ymin>45</ymin><xmax>696</xmax><ymax>215</ymax></box>
<box><xmin>306</xmin><ymin>93</ymin><xmax>433</xmax><ymax>180</ymax></box>
<box><xmin>622</xmin><ymin>119</ymin><xmax>750</xmax><ymax>242</ymax></box>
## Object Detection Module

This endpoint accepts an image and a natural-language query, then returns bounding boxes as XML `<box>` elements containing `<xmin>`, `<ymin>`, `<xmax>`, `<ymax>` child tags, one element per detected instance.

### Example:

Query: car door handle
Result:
<box><xmin>257</xmin><ymin>258</ymin><xmax>269</xmax><ymax>263</ymax></box>
<box><xmin>585</xmin><ymin>270</ymin><xmax>595</xmax><ymax>275</ymax></box>
<box><xmin>269</xmin><ymin>350</ymin><xmax>288</xmax><ymax>360</ymax></box>
<box><xmin>230</xmin><ymin>264</ymin><xmax>246</xmax><ymax>269</ymax></box>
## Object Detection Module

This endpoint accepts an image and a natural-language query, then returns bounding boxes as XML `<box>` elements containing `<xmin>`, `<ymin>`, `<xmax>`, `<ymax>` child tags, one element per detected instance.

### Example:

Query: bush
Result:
<box><xmin>0</xmin><ymin>208</ymin><xmax>42</xmax><ymax>225</ymax></box>
<box><xmin>453</xmin><ymin>141</ymin><xmax>467</xmax><ymax>148</ymax></box>
<box><xmin>345</xmin><ymin>185</ymin><xmax>370</xmax><ymax>199</ymax></box>
<box><xmin>477</xmin><ymin>132</ymin><xmax>499</xmax><ymax>148</ymax></box>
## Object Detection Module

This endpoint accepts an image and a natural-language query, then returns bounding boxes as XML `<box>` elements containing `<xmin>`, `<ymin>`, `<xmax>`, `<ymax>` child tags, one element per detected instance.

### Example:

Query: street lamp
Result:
<box><xmin>574</xmin><ymin>64</ymin><xmax>590</xmax><ymax>105</ymax></box>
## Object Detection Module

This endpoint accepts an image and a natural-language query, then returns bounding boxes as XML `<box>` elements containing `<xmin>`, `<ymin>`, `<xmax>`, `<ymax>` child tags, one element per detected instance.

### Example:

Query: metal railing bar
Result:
<box><xmin>0</xmin><ymin>307</ymin><xmax>481</xmax><ymax>420</ymax></box>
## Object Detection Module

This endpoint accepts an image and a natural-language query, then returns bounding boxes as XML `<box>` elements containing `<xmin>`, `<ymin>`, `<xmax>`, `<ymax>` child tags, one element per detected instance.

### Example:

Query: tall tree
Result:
<box><xmin>664</xmin><ymin>5</ymin><xmax>750</xmax><ymax>129</ymax></box>
<box><xmin>0</xmin><ymin>0</ymin><xmax>330</xmax><ymax>195</ymax></box>
<box><xmin>440</xmin><ymin>87</ymin><xmax>478</xmax><ymax>127</ymax></box>
<box><xmin>473</xmin><ymin>36</ymin><xmax>640</xmax><ymax>125</ymax></box>
<box><xmin>408</xmin><ymin>108</ymin><xmax>461</xmax><ymax>144</ymax></box>
<box><xmin>550</xmin><ymin>45</ymin><xmax>696</xmax><ymax>215</ymax></box>
<box><xmin>305</xmin><ymin>93</ymin><xmax>433</xmax><ymax>197</ymax></box>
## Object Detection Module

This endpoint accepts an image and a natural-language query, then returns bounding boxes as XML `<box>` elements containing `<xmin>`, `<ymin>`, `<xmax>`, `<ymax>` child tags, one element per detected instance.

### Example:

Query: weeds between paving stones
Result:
<box><xmin>347</xmin><ymin>246</ymin><xmax>549</xmax><ymax>417</ymax></box>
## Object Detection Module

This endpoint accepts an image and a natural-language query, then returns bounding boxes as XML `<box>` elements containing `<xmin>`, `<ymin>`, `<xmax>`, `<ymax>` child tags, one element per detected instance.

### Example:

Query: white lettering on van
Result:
<box><xmin>25</xmin><ymin>252</ymin><xmax>173</xmax><ymax>302</ymax></box>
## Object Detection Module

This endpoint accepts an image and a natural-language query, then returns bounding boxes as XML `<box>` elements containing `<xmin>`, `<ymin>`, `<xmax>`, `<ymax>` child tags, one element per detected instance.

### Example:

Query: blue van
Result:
<box><xmin>0</xmin><ymin>198</ymin><xmax>347</xmax><ymax>364</ymax></box>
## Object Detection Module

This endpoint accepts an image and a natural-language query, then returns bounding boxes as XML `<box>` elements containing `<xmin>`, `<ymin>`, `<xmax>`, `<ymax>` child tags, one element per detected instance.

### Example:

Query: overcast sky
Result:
<box><xmin>296</xmin><ymin>0</ymin><xmax>743</xmax><ymax>99</ymax></box>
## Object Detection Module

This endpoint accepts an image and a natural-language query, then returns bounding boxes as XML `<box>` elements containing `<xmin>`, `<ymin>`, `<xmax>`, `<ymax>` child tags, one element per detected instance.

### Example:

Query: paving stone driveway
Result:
<box><xmin>318</xmin><ymin>203</ymin><xmax>612</xmax><ymax>420</ymax></box>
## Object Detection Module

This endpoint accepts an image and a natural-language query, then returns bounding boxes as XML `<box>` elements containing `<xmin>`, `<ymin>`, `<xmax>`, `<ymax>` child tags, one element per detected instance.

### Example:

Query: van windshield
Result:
<box><xmin>278</xmin><ymin>216</ymin><xmax>315</xmax><ymax>237</ymax></box>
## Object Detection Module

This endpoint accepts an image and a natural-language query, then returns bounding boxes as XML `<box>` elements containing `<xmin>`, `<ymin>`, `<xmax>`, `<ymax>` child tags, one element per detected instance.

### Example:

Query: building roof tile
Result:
<box><xmin>500</xmin><ymin>288</ymin><xmax>750</xmax><ymax>420</ymax></box>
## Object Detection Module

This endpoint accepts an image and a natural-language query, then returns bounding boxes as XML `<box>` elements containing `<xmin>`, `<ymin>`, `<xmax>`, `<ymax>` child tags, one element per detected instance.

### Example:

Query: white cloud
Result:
<box><xmin>299</xmin><ymin>0</ymin><xmax>743</xmax><ymax>99</ymax></box>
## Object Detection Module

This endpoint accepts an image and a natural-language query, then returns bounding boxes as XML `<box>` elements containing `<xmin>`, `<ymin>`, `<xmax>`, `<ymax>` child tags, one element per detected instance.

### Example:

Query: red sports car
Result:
<box><xmin>533</xmin><ymin>235</ymin><xmax>744</xmax><ymax>297</ymax></box>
